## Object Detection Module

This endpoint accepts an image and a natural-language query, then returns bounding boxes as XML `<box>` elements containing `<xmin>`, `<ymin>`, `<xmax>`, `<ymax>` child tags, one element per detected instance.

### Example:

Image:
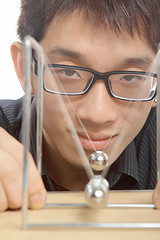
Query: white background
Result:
<box><xmin>0</xmin><ymin>1</ymin><xmax>24</xmax><ymax>99</ymax></box>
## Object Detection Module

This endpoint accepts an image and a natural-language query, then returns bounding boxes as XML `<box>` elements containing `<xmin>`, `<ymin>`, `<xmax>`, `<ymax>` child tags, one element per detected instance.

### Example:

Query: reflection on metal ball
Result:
<box><xmin>89</xmin><ymin>151</ymin><xmax>108</xmax><ymax>171</ymax></box>
<box><xmin>85</xmin><ymin>175</ymin><xmax>109</xmax><ymax>208</ymax></box>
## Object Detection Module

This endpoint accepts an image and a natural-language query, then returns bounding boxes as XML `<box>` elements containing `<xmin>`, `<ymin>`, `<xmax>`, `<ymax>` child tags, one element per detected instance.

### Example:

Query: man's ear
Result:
<box><xmin>10</xmin><ymin>41</ymin><xmax>34</xmax><ymax>94</ymax></box>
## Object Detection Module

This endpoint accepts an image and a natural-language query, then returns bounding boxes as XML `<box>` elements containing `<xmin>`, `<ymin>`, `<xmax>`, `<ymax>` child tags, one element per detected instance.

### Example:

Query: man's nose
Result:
<box><xmin>77</xmin><ymin>80</ymin><xmax>118</xmax><ymax>125</ymax></box>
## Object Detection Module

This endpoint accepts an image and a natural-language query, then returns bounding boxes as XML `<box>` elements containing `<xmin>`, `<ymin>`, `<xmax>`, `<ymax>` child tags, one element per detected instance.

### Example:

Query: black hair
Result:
<box><xmin>18</xmin><ymin>0</ymin><xmax>160</xmax><ymax>52</ymax></box>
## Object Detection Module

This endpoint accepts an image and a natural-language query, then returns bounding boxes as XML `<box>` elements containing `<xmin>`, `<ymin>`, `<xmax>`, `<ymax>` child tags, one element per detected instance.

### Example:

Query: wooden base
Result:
<box><xmin>0</xmin><ymin>191</ymin><xmax>160</xmax><ymax>240</ymax></box>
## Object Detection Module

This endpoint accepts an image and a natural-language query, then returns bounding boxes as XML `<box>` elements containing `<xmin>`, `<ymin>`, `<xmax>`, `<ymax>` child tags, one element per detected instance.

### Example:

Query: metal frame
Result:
<box><xmin>27</xmin><ymin>222</ymin><xmax>160</xmax><ymax>229</ymax></box>
<box><xmin>157</xmin><ymin>49</ymin><xmax>160</xmax><ymax>180</ymax></box>
<box><xmin>22</xmin><ymin>36</ymin><xmax>160</xmax><ymax>230</ymax></box>
<box><xmin>22</xmin><ymin>35</ymin><xmax>44</xmax><ymax>230</ymax></box>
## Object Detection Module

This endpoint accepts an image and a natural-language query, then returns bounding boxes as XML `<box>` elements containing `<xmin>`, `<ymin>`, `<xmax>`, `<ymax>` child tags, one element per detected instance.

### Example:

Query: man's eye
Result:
<box><xmin>121</xmin><ymin>75</ymin><xmax>144</xmax><ymax>82</ymax></box>
<box><xmin>59</xmin><ymin>69</ymin><xmax>80</xmax><ymax>78</ymax></box>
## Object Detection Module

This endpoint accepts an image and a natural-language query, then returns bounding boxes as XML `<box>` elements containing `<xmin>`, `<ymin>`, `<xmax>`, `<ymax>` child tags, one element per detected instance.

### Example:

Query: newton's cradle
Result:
<box><xmin>21</xmin><ymin>36</ymin><xmax>160</xmax><ymax>230</ymax></box>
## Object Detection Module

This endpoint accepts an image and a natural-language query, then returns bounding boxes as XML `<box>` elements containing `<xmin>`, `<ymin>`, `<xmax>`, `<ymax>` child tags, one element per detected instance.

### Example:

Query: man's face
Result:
<box><xmin>32</xmin><ymin>12</ymin><xmax>156</xmax><ymax>173</ymax></box>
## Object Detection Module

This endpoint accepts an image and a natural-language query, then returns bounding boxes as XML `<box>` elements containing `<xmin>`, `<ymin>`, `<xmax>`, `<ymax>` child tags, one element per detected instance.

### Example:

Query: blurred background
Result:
<box><xmin>0</xmin><ymin>1</ymin><xmax>24</xmax><ymax>99</ymax></box>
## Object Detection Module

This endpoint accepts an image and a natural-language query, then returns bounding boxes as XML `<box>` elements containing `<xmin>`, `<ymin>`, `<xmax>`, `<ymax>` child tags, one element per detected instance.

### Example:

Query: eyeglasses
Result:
<box><xmin>33</xmin><ymin>55</ymin><xmax>157</xmax><ymax>102</ymax></box>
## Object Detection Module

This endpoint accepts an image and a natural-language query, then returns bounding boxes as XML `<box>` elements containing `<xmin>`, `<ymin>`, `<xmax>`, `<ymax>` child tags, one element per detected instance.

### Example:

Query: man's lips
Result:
<box><xmin>77</xmin><ymin>133</ymin><xmax>114</xmax><ymax>151</ymax></box>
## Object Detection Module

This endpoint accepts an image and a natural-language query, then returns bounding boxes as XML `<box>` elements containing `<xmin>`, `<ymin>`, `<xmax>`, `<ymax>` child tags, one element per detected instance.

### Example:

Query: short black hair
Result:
<box><xmin>18</xmin><ymin>0</ymin><xmax>160</xmax><ymax>52</ymax></box>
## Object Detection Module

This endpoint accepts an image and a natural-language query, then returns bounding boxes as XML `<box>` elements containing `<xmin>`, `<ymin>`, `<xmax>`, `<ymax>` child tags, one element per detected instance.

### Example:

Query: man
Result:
<box><xmin>0</xmin><ymin>0</ymin><xmax>160</xmax><ymax>212</ymax></box>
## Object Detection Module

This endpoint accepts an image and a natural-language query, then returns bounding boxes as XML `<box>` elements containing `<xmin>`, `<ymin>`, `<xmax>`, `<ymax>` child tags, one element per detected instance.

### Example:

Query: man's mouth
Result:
<box><xmin>77</xmin><ymin>133</ymin><xmax>115</xmax><ymax>151</ymax></box>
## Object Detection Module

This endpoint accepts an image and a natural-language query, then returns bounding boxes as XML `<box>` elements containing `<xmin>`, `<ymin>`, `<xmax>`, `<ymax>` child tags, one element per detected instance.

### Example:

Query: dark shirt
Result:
<box><xmin>0</xmin><ymin>97</ymin><xmax>157</xmax><ymax>190</ymax></box>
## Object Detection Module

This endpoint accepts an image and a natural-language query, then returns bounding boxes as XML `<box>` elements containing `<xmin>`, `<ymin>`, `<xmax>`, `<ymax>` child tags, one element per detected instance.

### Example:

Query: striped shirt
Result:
<box><xmin>0</xmin><ymin>97</ymin><xmax>157</xmax><ymax>190</ymax></box>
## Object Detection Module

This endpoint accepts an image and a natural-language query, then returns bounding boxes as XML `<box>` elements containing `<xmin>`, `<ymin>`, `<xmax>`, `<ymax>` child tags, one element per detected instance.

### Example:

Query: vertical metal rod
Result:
<box><xmin>22</xmin><ymin>36</ymin><xmax>44</xmax><ymax>230</ymax></box>
<box><xmin>36</xmin><ymin>53</ymin><xmax>44</xmax><ymax>174</ymax></box>
<box><xmin>22</xmin><ymin>37</ymin><xmax>32</xmax><ymax>231</ymax></box>
<box><xmin>157</xmin><ymin>50</ymin><xmax>160</xmax><ymax>180</ymax></box>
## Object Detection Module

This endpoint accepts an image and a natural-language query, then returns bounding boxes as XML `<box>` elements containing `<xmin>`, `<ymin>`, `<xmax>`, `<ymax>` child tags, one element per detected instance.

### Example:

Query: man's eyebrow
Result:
<box><xmin>48</xmin><ymin>47</ymin><xmax>85</xmax><ymax>60</ymax></box>
<box><xmin>48</xmin><ymin>49</ymin><xmax>153</xmax><ymax>70</ymax></box>
<box><xmin>119</xmin><ymin>56</ymin><xmax>153</xmax><ymax>69</ymax></box>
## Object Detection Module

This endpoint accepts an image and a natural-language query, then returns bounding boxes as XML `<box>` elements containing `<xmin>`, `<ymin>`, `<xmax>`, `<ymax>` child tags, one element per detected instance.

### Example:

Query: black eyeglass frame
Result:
<box><xmin>32</xmin><ymin>55</ymin><xmax>157</xmax><ymax>102</ymax></box>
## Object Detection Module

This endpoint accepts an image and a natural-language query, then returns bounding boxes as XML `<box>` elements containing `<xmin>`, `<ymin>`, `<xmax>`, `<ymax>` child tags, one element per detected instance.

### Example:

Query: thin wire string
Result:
<box><xmin>44</xmin><ymin>53</ymin><xmax>158</xmax><ymax>180</ymax></box>
<box><xmin>44</xmin><ymin>59</ymin><xmax>94</xmax><ymax>179</ymax></box>
<box><xmin>102</xmin><ymin>55</ymin><xmax>158</xmax><ymax>178</ymax></box>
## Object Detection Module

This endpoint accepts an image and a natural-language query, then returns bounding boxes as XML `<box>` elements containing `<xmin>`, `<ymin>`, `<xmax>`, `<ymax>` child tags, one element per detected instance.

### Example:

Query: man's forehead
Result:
<box><xmin>45</xmin><ymin>10</ymin><xmax>155</xmax><ymax>52</ymax></box>
<box><xmin>41</xmin><ymin>12</ymin><xmax>155</xmax><ymax>71</ymax></box>
<box><xmin>46</xmin><ymin>47</ymin><xmax>154</xmax><ymax>72</ymax></box>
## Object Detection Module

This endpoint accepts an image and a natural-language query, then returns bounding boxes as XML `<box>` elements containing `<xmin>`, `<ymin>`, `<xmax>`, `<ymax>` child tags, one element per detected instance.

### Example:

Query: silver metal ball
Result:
<box><xmin>89</xmin><ymin>151</ymin><xmax>108</xmax><ymax>171</ymax></box>
<box><xmin>85</xmin><ymin>175</ymin><xmax>109</xmax><ymax>208</ymax></box>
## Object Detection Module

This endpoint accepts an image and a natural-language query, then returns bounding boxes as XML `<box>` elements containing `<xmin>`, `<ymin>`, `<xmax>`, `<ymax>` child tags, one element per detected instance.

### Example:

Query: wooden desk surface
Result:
<box><xmin>0</xmin><ymin>191</ymin><xmax>160</xmax><ymax>240</ymax></box>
